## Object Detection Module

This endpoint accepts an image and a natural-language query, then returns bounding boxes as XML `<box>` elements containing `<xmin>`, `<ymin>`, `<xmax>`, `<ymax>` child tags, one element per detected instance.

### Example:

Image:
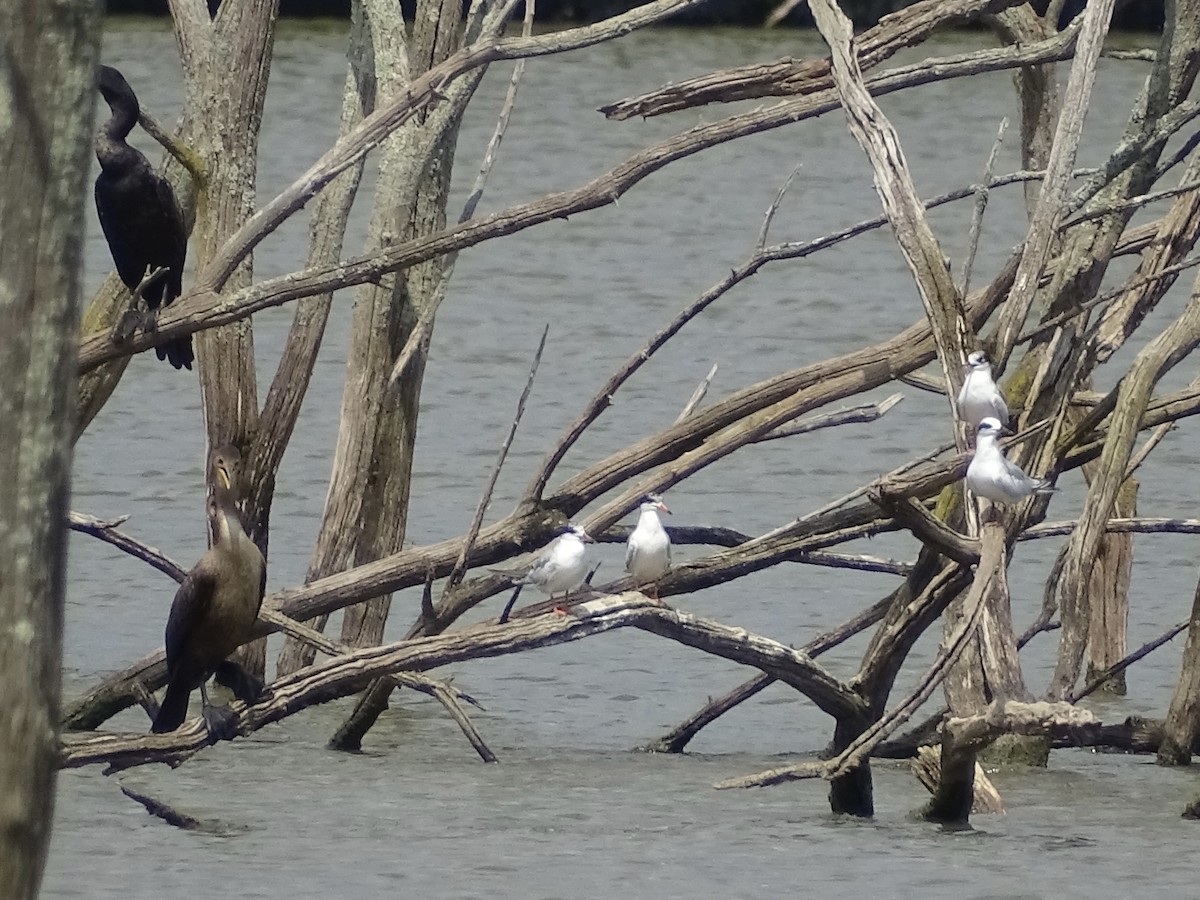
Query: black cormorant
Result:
<box><xmin>152</xmin><ymin>445</ymin><xmax>267</xmax><ymax>736</ymax></box>
<box><xmin>94</xmin><ymin>65</ymin><xmax>193</xmax><ymax>370</ymax></box>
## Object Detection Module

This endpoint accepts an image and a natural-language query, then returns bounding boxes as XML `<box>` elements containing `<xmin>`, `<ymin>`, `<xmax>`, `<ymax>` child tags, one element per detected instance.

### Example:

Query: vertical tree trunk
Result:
<box><xmin>278</xmin><ymin>0</ymin><xmax>477</xmax><ymax>677</ymax></box>
<box><xmin>1043</xmin><ymin>0</ymin><xmax>1200</xmax><ymax>698</ymax></box>
<box><xmin>1158</xmin><ymin>572</ymin><xmax>1200</xmax><ymax>765</ymax></box>
<box><xmin>336</xmin><ymin>0</ymin><xmax>465</xmax><ymax>652</ymax></box>
<box><xmin>988</xmin><ymin>5</ymin><xmax>1060</xmax><ymax>218</ymax></box>
<box><xmin>0</xmin><ymin>1</ymin><xmax>98</xmax><ymax>893</ymax></box>
<box><xmin>178</xmin><ymin>0</ymin><xmax>280</xmax><ymax>678</ymax></box>
<box><xmin>1085</xmin><ymin>478</ymin><xmax>1135</xmax><ymax>694</ymax></box>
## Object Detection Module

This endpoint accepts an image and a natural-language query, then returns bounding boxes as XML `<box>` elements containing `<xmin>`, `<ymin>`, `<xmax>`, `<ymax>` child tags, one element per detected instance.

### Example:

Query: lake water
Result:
<box><xmin>45</xmin><ymin>18</ymin><xmax>1200</xmax><ymax>900</ymax></box>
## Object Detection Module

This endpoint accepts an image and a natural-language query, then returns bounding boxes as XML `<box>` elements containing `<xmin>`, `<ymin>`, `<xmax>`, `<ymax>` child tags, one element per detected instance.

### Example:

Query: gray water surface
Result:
<box><xmin>46</xmin><ymin>20</ymin><xmax>1200</xmax><ymax>900</ymax></box>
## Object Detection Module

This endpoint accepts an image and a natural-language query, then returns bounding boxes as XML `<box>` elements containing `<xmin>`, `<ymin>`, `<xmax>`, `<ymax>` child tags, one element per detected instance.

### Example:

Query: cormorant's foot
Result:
<box><xmin>112</xmin><ymin>308</ymin><xmax>143</xmax><ymax>343</ymax></box>
<box><xmin>201</xmin><ymin>704</ymin><xmax>240</xmax><ymax>742</ymax></box>
<box><xmin>214</xmin><ymin>660</ymin><xmax>267</xmax><ymax>704</ymax></box>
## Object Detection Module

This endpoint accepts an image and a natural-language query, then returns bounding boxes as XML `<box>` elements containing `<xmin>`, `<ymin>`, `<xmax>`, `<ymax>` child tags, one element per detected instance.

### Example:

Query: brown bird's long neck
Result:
<box><xmin>209</xmin><ymin>487</ymin><xmax>249</xmax><ymax>548</ymax></box>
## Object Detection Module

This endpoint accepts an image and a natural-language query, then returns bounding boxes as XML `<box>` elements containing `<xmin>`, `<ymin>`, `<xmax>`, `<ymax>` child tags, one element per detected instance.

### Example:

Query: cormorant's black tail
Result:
<box><xmin>159</xmin><ymin>336</ymin><xmax>194</xmax><ymax>370</ymax></box>
<box><xmin>151</xmin><ymin>678</ymin><xmax>191</xmax><ymax>733</ymax></box>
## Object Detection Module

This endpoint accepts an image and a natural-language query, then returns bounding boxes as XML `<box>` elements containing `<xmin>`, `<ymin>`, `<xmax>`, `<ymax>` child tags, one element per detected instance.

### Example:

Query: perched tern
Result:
<box><xmin>957</xmin><ymin>350</ymin><xmax>1009</xmax><ymax>431</ymax></box>
<box><xmin>965</xmin><ymin>417</ymin><xmax>1055</xmax><ymax>504</ymax></box>
<box><xmin>625</xmin><ymin>493</ymin><xmax>671</xmax><ymax>598</ymax></box>
<box><xmin>495</xmin><ymin>524</ymin><xmax>595</xmax><ymax>607</ymax></box>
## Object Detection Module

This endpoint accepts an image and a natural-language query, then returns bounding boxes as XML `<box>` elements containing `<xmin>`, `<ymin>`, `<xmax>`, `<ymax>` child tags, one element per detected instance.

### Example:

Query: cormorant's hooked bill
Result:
<box><xmin>94</xmin><ymin>64</ymin><xmax>193</xmax><ymax>370</ymax></box>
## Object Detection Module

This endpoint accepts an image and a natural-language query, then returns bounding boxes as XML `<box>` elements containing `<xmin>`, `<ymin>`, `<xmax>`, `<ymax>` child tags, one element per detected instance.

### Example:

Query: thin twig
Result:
<box><xmin>765</xmin><ymin>0</ymin><xmax>805</xmax><ymax>27</ymax></box>
<box><xmin>523</xmin><ymin>174</ymin><xmax>1060</xmax><ymax>500</ymax></box>
<box><xmin>1020</xmin><ymin>516</ymin><xmax>1200</xmax><ymax>540</ymax></box>
<box><xmin>753</xmin><ymin>393</ymin><xmax>903</xmax><ymax>443</ymax></box>
<box><xmin>1068</xmin><ymin>619</ymin><xmax>1189</xmax><ymax>703</ymax></box>
<box><xmin>260</xmin><ymin>603</ymin><xmax>493</xmax><ymax>758</ymax></box>
<box><xmin>755</xmin><ymin>435</ymin><xmax>957</xmax><ymax>546</ymax></box>
<box><xmin>138</xmin><ymin>109</ymin><xmax>205</xmax><ymax>181</ymax></box>
<box><xmin>896</xmin><ymin>371</ymin><xmax>947</xmax><ymax>395</ymax></box>
<box><xmin>990</xmin><ymin>0</ymin><xmax>1116</xmax><ymax>369</ymax></box>
<box><xmin>1124</xmin><ymin>373</ymin><xmax>1200</xmax><ymax>479</ymax></box>
<box><xmin>420</xmin><ymin>569</ymin><xmax>437</xmax><ymax>629</ymax></box>
<box><xmin>1125</xmin><ymin>422</ymin><xmax>1174</xmax><ymax>479</ymax></box>
<box><xmin>1103</xmin><ymin>48</ymin><xmax>1155</xmax><ymax>62</ymax></box>
<box><xmin>443</xmin><ymin>326</ymin><xmax>548</xmax><ymax>601</ymax></box>
<box><xmin>461</xmin><ymin>0</ymin><xmax>532</xmax><ymax>221</ymax></box>
<box><xmin>1060</xmin><ymin>178</ymin><xmax>1200</xmax><ymax>229</ymax></box>
<box><xmin>756</xmin><ymin>162</ymin><xmax>802</xmax><ymax>251</ymax></box>
<box><xmin>674</xmin><ymin>363</ymin><xmax>718</xmax><ymax>424</ymax></box>
<box><xmin>1018</xmin><ymin>251</ymin><xmax>1200</xmax><ymax>343</ymax></box>
<box><xmin>959</xmin><ymin>117</ymin><xmax>1007</xmax><ymax>299</ymax></box>
<box><xmin>718</xmin><ymin>528</ymin><xmax>1001</xmax><ymax>790</ymax></box>
<box><xmin>67</xmin><ymin>512</ymin><xmax>187</xmax><ymax>583</ymax></box>
<box><xmin>387</xmin><ymin>0</ymin><xmax>533</xmax><ymax>390</ymax></box>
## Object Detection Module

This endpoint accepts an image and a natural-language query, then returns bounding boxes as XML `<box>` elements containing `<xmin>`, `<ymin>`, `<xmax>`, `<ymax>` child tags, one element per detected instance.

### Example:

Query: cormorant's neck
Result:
<box><xmin>100</xmin><ymin>87</ymin><xmax>138</xmax><ymax>142</ymax></box>
<box><xmin>210</xmin><ymin>489</ymin><xmax>251</xmax><ymax>550</ymax></box>
<box><xmin>95</xmin><ymin>91</ymin><xmax>141</xmax><ymax>173</ymax></box>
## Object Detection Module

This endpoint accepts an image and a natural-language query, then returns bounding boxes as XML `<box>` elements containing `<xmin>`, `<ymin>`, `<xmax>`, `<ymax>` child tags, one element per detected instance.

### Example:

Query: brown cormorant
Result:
<box><xmin>152</xmin><ymin>445</ymin><xmax>267</xmax><ymax>735</ymax></box>
<box><xmin>94</xmin><ymin>64</ymin><xmax>193</xmax><ymax>370</ymax></box>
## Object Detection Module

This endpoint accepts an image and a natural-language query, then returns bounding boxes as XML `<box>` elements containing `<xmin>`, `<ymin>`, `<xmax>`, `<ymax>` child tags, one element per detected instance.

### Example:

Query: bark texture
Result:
<box><xmin>1159</xmin><ymin>562</ymin><xmax>1200</xmax><ymax>765</ymax></box>
<box><xmin>277</xmin><ymin>0</ymin><xmax>473</xmax><ymax>677</ymax></box>
<box><xmin>0</xmin><ymin>1</ymin><xmax>98</xmax><ymax>893</ymax></box>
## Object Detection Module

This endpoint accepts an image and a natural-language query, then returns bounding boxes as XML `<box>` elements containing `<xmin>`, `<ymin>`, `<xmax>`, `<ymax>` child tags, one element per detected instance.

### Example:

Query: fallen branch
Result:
<box><xmin>68</xmin><ymin>511</ymin><xmax>186</xmax><ymax>583</ymax></box>
<box><xmin>601</xmin><ymin>0</ymin><xmax>1031</xmax><ymax>120</ymax></box>
<box><xmin>61</xmin><ymin>593</ymin><xmax>865</xmax><ymax>772</ymax></box>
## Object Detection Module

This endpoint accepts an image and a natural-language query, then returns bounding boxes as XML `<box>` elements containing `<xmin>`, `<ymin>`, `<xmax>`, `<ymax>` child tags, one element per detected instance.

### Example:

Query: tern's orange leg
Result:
<box><xmin>552</xmin><ymin>590</ymin><xmax>569</xmax><ymax>616</ymax></box>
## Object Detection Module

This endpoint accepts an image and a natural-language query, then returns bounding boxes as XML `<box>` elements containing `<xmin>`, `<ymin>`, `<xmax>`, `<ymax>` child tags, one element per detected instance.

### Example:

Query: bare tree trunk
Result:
<box><xmin>278</xmin><ymin>0</ymin><xmax>479</xmax><ymax>677</ymax></box>
<box><xmin>1085</xmin><ymin>478</ymin><xmax>1136</xmax><ymax>694</ymax></box>
<box><xmin>0</xmin><ymin>1</ymin><xmax>98</xmax><ymax>893</ymax></box>
<box><xmin>987</xmin><ymin>5</ymin><xmax>1060</xmax><ymax>218</ymax></box>
<box><xmin>174</xmin><ymin>0</ymin><xmax>279</xmax><ymax>678</ymax></box>
<box><xmin>1158</xmin><ymin>556</ymin><xmax>1200</xmax><ymax>765</ymax></box>
<box><xmin>1044</xmin><ymin>0</ymin><xmax>1200</xmax><ymax>698</ymax></box>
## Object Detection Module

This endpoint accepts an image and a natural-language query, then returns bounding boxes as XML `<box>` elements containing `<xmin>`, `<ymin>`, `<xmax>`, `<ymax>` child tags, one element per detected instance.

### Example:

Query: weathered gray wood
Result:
<box><xmin>171</xmin><ymin>0</ymin><xmax>281</xmax><ymax>681</ymax></box>
<box><xmin>1159</xmin><ymin>568</ymin><xmax>1200</xmax><ymax>764</ymax></box>
<box><xmin>642</xmin><ymin>595</ymin><xmax>893</xmax><ymax>753</ymax></box>
<box><xmin>0</xmin><ymin>1</ymin><xmax>98</xmax><ymax>892</ymax></box>
<box><xmin>715</xmin><ymin>523</ymin><xmax>1004</xmax><ymax>793</ymax></box>
<box><xmin>74</xmin><ymin>28</ymin><xmax>1087</xmax><ymax>375</ymax></box>
<box><xmin>920</xmin><ymin>701</ymin><xmax>1096</xmax><ymax>825</ymax></box>
<box><xmin>51</xmin><ymin>0</ymin><xmax>1200</xmax><ymax>826</ymax></box>
<box><xmin>601</xmin><ymin>0</ymin><xmax>1027</xmax><ymax>120</ymax></box>
<box><xmin>911</xmin><ymin>745</ymin><xmax>1005</xmax><ymax>819</ymax></box>
<box><xmin>989</xmin><ymin>0</ymin><xmax>1114</xmax><ymax>366</ymax></box>
<box><xmin>62</xmin><ymin>334</ymin><xmax>1200</xmax><ymax>733</ymax></box>
<box><xmin>841</xmin><ymin>22</ymin><xmax>975</xmax><ymax>366</ymax></box>
<box><xmin>987</xmin><ymin>6</ymin><xmax>1061</xmax><ymax>219</ymax></box>
<box><xmin>61</xmin><ymin>594</ymin><xmax>865</xmax><ymax>771</ymax></box>
<box><xmin>1051</xmin><ymin>274</ymin><xmax>1200</xmax><ymax>698</ymax></box>
<box><xmin>1085</xmin><ymin>478</ymin><xmax>1136</xmax><ymax>694</ymax></box>
<box><xmin>338</xmin><ymin>0</ymin><xmax>468</xmax><ymax>655</ymax></box>
<box><xmin>248</xmin><ymin>6</ymin><xmax>372</xmax><ymax>538</ymax></box>
<box><xmin>1094</xmin><ymin>151</ymin><xmax>1200</xmax><ymax>362</ymax></box>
